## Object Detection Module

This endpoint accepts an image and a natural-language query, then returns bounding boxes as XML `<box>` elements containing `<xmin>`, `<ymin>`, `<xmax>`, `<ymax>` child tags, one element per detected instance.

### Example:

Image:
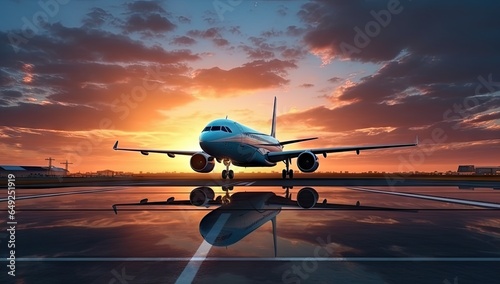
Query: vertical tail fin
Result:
<box><xmin>270</xmin><ymin>96</ymin><xmax>277</xmax><ymax>138</ymax></box>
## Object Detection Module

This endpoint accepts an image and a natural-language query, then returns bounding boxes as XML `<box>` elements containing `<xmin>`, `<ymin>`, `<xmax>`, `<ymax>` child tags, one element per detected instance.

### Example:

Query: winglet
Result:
<box><xmin>415</xmin><ymin>136</ymin><xmax>419</xmax><ymax>145</ymax></box>
<box><xmin>113</xmin><ymin>141</ymin><xmax>118</xmax><ymax>150</ymax></box>
<box><xmin>270</xmin><ymin>96</ymin><xmax>277</xmax><ymax>138</ymax></box>
<box><xmin>112</xmin><ymin>205</ymin><xmax>117</xmax><ymax>214</ymax></box>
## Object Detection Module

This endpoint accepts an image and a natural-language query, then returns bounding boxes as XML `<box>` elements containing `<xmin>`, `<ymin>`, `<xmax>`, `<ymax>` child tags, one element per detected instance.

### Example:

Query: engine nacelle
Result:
<box><xmin>190</xmin><ymin>152</ymin><xmax>215</xmax><ymax>173</ymax></box>
<box><xmin>297</xmin><ymin>151</ymin><xmax>319</xmax><ymax>173</ymax></box>
<box><xmin>190</xmin><ymin>186</ymin><xmax>215</xmax><ymax>207</ymax></box>
<box><xmin>297</xmin><ymin>187</ymin><xmax>319</xmax><ymax>209</ymax></box>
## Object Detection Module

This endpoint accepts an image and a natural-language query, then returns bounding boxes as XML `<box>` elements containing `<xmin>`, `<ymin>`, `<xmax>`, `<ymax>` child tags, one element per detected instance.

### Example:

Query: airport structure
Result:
<box><xmin>0</xmin><ymin>165</ymin><xmax>68</xmax><ymax>177</ymax></box>
<box><xmin>457</xmin><ymin>165</ymin><xmax>500</xmax><ymax>175</ymax></box>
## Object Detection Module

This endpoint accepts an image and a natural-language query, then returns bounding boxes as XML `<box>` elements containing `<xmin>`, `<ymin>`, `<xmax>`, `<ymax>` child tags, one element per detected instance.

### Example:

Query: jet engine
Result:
<box><xmin>190</xmin><ymin>152</ymin><xmax>215</xmax><ymax>173</ymax></box>
<box><xmin>296</xmin><ymin>187</ymin><xmax>319</xmax><ymax>209</ymax></box>
<box><xmin>190</xmin><ymin>186</ymin><xmax>215</xmax><ymax>207</ymax></box>
<box><xmin>297</xmin><ymin>151</ymin><xmax>319</xmax><ymax>173</ymax></box>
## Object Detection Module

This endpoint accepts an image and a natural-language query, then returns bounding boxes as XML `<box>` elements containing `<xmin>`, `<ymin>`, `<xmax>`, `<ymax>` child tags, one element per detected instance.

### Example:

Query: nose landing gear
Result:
<box><xmin>222</xmin><ymin>159</ymin><xmax>234</xmax><ymax>179</ymax></box>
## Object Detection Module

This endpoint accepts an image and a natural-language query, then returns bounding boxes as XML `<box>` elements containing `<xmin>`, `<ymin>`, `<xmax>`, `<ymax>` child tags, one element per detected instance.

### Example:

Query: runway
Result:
<box><xmin>13</xmin><ymin>176</ymin><xmax>500</xmax><ymax>189</ymax></box>
<box><xmin>1</xmin><ymin>182</ymin><xmax>499</xmax><ymax>283</ymax></box>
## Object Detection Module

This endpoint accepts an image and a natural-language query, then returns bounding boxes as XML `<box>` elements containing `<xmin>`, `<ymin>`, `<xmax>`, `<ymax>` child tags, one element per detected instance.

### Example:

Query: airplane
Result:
<box><xmin>113</xmin><ymin>97</ymin><xmax>418</xmax><ymax>179</ymax></box>
<box><xmin>112</xmin><ymin>186</ymin><xmax>414</xmax><ymax>256</ymax></box>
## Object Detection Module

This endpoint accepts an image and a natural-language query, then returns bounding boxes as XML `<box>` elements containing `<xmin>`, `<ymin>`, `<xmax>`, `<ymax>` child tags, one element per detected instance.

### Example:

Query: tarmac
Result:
<box><xmin>11</xmin><ymin>175</ymin><xmax>500</xmax><ymax>189</ymax></box>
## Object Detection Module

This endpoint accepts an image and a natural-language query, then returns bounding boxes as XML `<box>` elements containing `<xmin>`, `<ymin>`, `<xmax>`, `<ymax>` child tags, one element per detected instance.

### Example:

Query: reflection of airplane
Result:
<box><xmin>112</xmin><ymin>186</ymin><xmax>413</xmax><ymax>256</ymax></box>
<box><xmin>113</xmin><ymin>97</ymin><xmax>417</xmax><ymax>179</ymax></box>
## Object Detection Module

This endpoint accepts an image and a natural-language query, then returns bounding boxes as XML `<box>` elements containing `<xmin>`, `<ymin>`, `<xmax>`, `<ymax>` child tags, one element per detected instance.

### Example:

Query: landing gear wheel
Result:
<box><xmin>222</xmin><ymin>159</ymin><xmax>233</xmax><ymax>179</ymax></box>
<box><xmin>282</xmin><ymin>159</ymin><xmax>294</xmax><ymax>179</ymax></box>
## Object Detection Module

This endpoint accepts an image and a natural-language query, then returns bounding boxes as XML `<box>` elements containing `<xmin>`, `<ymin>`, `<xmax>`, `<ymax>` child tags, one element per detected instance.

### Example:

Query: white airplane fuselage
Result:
<box><xmin>199</xmin><ymin>118</ymin><xmax>282</xmax><ymax>167</ymax></box>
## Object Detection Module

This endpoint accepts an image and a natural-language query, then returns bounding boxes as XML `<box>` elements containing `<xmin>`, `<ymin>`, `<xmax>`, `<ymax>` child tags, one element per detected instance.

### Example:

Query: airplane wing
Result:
<box><xmin>267</xmin><ymin>195</ymin><xmax>417</xmax><ymax>211</ymax></box>
<box><xmin>113</xmin><ymin>141</ymin><xmax>198</xmax><ymax>157</ymax></box>
<box><xmin>266</xmin><ymin>137</ymin><xmax>418</xmax><ymax>162</ymax></box>
<box><xmin>112</xmin><ymin>196</ymin><xmax>223</xmax><ymax>214</ymax></box>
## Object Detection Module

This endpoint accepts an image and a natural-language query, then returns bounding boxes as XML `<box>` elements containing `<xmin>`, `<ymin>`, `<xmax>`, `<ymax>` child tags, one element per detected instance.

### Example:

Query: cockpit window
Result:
<box><xmin>203</xmin><ymin>125</ymin><xmax>232</xmax><ymax>132</ymax></box>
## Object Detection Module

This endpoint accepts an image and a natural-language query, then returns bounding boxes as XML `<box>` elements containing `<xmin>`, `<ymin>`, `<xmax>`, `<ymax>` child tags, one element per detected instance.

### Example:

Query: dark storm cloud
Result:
<box><xmin>240</xmin><ymin>45</ymin><xmax>275</xmax><ymax>60</ymax></box>
<box><xmin>281</xmin><ymin>47</ymin><xmax>307</xmax><ymax>59</ymax></box>
<box><xmin>0</xmin><ymin>22</ymin><xmax>199</xmax><ymax>126</ymax></box>
<box><xmin>82</xmin><ymin>7</ymin><xmax>121</xmax><ymax>29</ymax></box>
<box><xmin>0</xmin><ymin>25</ymin><xmax>199</xmax><ymax>66</ymax></box>
<box><xmin>0</xmin><ymin>69</ymin><xmax>14</xmax><ymax>85</ymax></box>
<box><xmin>192</xmin><ymin>59</ymin><xmax>297</xmax><ymax>94</ymax></box>
<box><xmin>213</xmin><ymin>38</ymin><xmax>229</xmax><ymax>47</ymax></box>
<box><xmin>285</xmin><ymin>25</ymin><xmax>305</xmax><ymax>37</ymax></box>
<box><xmin>327</xmin><ymin>77</ymin><xmax>342</xmax><ymax>83</ymax></box>
<box><xmin>241</xmin><ymin>36</ymin><xmax>307</xmax><ymax>60</ymax></box>
<box><xmin>171</xmin><ymin>35</ymin><xmax>196</xmax><ymax>46</ymax></box>
<box><xmin>121</xmin><ymin>1</ymin><xmax>176</xmax><ymax>34</ymax></box>
<box><xmin>0</xmin><ymin>103</ymin><xmax>108</xmax><ymax>131</ymax></box>
<box><xmin>280</xmin><ymin>95</ymin><xmax>496</xmax><ymax>133</ymax></box>
<box><xmin>188</xmin><ymin>27</ymin><xmax>221</xmax><ymax>38</ymax></box>
<box><xmin>0</xmin><ymin>88</ymin><xmax>194</xmax><ymax>131</ymax></box>
<box><xmin>299</xmin><ymin>0</ymin><xmax>500</xmax><ymax>62</ymax></box>
<box><xmin>469</xmin><ymin>111</ymin><xmax>500</xmax><ymax>124</ymax></box>
<box><xmin>2</xmin><ymin>90</ymin><xmax>22</xmax><ymax>98</ymax></box>
<box><xmin>126</xmin><ymin>1</ymin><xmax>166</xmax><ymax>14</ymax></box>
<box><xmin>0</xmin><ymin>19</ymin><xmax>197</xmax><ymax>131</ymax></box>
<box><xmin>123</xmin><ymin>13</ymin><xmax>176</xmax><ymax>34</ymax></box>
<box><xmin>187</xmin><ymin>27</ymin><xmax>229</xmax><ymax>47</ymax></box>
<box><xmin>287</xmin><ymin>0</ymin><xmax>500</xmax><ymax>147</ymax></box>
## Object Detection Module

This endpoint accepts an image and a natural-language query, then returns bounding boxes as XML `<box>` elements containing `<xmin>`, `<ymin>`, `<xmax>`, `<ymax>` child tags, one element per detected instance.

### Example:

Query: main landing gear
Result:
<box><xmin>282</xmin><ymin>158</ymin><xmax>293</xmax><ymax>179</ymax></box>
<box><xmin>221</xmin><ymin>159</ymin><xmax>234</xmax><ymax>179</ymax></box>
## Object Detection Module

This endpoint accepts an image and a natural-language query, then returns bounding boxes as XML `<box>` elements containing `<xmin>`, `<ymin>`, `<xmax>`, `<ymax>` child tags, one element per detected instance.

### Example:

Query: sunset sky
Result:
<box><xmin>1</xmin><ymin>0</ymin><xmax>499</xmax><ymax>174</ymax></box>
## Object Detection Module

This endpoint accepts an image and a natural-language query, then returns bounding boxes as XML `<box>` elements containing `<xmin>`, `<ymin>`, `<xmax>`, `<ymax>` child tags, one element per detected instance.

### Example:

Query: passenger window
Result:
<box><xmin>212</xmin><ymin>126</ymin><xmax>221</xmax><ymax>131</ymax></box>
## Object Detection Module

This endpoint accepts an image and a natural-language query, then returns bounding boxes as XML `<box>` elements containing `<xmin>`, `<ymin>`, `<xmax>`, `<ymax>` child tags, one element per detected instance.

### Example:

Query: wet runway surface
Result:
<box><xmin>1</xmin><ymin>185</ymin><xmax>499</xmax><ymax>283</ymax></box>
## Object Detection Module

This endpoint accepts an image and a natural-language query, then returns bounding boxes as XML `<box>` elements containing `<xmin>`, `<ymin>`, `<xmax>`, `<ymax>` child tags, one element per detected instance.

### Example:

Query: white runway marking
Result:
<box><xmin>0</xmin><ymin>188</ymin><xmax>126</xmax><ymax>202</ymax></box>
<box><xmin>236</xmin><ymin>181</ymin><xmax>255</xmax><ymax>186</ymax></box>
<box><xmin>175</xmin><ymin>213</ymin><xmax>230</xmax><ymax>284</ymax></box>
<box><xmin>349</xmin><ymin>187</ymin><xmax>500</xmax><ymax>209</ymax></box>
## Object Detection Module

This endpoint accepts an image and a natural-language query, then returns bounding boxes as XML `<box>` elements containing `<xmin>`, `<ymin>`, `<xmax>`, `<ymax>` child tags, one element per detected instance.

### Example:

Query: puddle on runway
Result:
<box><xmin>2</xmin><ymin>186</ymin><xmax>498</xmax><ymax>283</ymax></box>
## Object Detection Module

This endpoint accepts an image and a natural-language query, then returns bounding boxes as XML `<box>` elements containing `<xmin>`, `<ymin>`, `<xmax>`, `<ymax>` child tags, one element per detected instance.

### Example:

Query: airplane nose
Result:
<box><xmin>199</xmin><ymin>131</ymin><xmax>208</xmax><ymax>145</ymax></box>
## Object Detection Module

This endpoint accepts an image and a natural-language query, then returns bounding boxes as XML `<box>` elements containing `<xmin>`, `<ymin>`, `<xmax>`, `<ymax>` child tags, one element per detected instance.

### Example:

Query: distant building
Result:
<box><xmin>475</xmin><ymin>166</ymin><xmax>500</xmax><ymax>175</ymax></box>
<box><xmin>96</xmin><ymin>170</ymin><xmax>115</xmax><ymax>177</ymax></box>
<box><xmin>457</xmin><ymin>165</ymin><xmax>500</xmax><ymax>175</ymax></box>
<box><xmin>0</xmin><ymin>165</ymin><xmax>68</xmax><ymax>177</ymax></box>
<box><xmin>95</xmin><ymin>170</ymin><xmax>126</xmax><ymax>177</ymax></box>
<box><xmin>457</xmin><ymin>165</ymin><xmax>475</xmax><ymax>175</ymax></box>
